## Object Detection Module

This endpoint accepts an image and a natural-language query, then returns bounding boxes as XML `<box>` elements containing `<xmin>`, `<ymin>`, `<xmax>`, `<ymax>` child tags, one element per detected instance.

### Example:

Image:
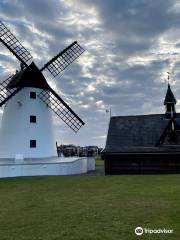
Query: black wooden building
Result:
<box><xmin>103</xmin><ymin>84</ymin><xmax>180</xmax><ymax>174</ymax></box>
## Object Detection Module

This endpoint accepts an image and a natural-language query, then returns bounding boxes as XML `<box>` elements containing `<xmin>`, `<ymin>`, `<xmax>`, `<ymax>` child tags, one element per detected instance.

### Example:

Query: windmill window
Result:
<box><xmin>30</xmin><ymin>115</ymin><xmax>36</xmax><ymax>123</ymax></box>
<box><xmin>30</xmin><ymin>140</ymin><xmax>36</xmax><ymax>148</ymax></box>
<box><xmin>30</xmin><ymin>91</ymin><xmax>36</xmax><ymax>99</ymax></box>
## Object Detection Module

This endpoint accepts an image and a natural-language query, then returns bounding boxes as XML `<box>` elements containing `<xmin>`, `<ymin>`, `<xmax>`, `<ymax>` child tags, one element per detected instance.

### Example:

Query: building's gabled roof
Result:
<box><xmin>156</xmin><ymin>118</ymin><xmax>180</xmax><ymax>145</ymax></box>
<box><xmin>104</xmin><ymin>113</ymin><xmax>180</xmax><ymax>153</ymax></box>
<box><xmin>164</xmin><ymin>84</ymin><xmax>177</xmax><ymax>104</ymax></box>
<box><xmin>7</xmin><ymin>62</ymin><xmax>50</xmax><ymax>90</ymax></box>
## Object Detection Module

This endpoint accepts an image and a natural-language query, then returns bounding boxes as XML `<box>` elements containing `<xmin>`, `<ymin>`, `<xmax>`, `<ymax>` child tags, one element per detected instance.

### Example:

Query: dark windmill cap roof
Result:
<box><xmin>7</xmin><ymin>62</ymin><xmax>50</xmax><ymax>90</ymax></box>
<box><xmin>164</xmin><ymin>84</ymin><xmax>177</xmax><ymax>105</ymax></box>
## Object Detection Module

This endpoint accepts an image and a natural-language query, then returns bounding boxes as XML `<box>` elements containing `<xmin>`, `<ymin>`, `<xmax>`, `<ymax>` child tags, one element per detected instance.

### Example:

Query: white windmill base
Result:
<box><xmin>0</xmin><ymin>157</ymin><xmax>95</xmax><ymax>178</ymax></box>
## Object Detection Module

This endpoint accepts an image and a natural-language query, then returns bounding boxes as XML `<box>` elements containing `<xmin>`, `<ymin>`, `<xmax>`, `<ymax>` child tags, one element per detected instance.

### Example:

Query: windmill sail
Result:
<box><xmin>38</xmin><ymin>87</ymin><xmax>84</xmax><ymax>132</ymax></box>
<box><xmin>0</xmin><ymin>75</ymin><xmax>22</xmax><ymax>107</ymax></box>
<box><xmin>0</xmin><ymin>21</ymin><xmax>85</xmax><ymax>132</ymax></box>
<box><xmin>40</xmin><ymin>41</ymin><xmax>85</xmax><ymax>77</ymax></box>
<box><xmin>0</xmin><ymin>21</ymin><xmax>32</xmax><ymax>66</ymax></box>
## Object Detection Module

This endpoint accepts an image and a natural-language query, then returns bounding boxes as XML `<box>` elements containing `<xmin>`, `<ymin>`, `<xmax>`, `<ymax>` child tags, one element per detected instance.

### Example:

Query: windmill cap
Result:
<box><xmin>7</xmin><ymin>62</ymin><xmax>50</xmax><ymax>90</ymax></box>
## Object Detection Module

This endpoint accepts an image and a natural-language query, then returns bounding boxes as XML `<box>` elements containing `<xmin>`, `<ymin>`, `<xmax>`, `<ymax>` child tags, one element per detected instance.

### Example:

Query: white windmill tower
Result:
<box><xmin>0</xmin><ymin>20</ymin><xmax>85</xmax><ymax>159</ymax></box>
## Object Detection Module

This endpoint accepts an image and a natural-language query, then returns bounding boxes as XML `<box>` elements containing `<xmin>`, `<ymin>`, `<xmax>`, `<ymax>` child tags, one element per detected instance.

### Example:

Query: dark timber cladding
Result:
<box><xmin>103</xmin><ymin>84</ymin><xmax>180</xmax><ymax>175</ymax></box>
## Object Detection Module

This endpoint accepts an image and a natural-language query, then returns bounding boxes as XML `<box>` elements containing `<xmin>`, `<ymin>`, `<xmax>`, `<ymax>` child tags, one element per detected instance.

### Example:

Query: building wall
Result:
<box><xmin>105</xmin><ymin>153</ymin><xmax>180</xmax><ymax>175</ymax></box>
<box><xmin>0</xmin><ymin>87</ymin><xmax>57</xmax><ymax>158</ymax></box>
<box><xmin>0</xmin><ymin>157</ymin><xmax>95</xmax><ymax>178</ymax></box>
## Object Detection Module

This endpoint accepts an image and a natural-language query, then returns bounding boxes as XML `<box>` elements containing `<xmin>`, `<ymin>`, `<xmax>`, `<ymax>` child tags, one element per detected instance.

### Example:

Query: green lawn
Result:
<box><xmin>0</xmin><ymin>175</ymin><xmax>180</xmax><ymax>240</ymax></box>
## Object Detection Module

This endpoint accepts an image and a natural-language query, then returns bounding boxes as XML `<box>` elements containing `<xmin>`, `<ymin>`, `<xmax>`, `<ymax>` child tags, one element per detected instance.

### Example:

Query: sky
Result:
<box><xmin>1</xmin><ymin>0</ymin><xmax>180</xmax><ymax>147</ymax></box>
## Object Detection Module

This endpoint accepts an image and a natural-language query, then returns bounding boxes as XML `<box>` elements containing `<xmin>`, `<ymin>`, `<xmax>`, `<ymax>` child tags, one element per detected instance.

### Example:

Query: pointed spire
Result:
<box><xmin>164</xmin><ymin>84</ymin><xmax>176</xmax><ymax>119</ymax></box>
<box><xmin>164</xmin><ymin>84</ymin><xmax>177</xmax><ymax>105</ymax></box>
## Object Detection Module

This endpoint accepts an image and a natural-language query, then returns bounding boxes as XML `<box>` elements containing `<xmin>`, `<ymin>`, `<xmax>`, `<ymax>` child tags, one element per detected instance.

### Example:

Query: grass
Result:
<box><xmin>0</xmin><ymin>175</ymin><xmax>180</xmax><ymax>240</ymax></box>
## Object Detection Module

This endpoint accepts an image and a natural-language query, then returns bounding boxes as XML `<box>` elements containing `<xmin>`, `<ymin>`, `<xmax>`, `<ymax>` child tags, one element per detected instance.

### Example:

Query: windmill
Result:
<box><xmin>0</xmin><ymin>20</ymin><xmax>85</xmax><ymax>159</ymax></box>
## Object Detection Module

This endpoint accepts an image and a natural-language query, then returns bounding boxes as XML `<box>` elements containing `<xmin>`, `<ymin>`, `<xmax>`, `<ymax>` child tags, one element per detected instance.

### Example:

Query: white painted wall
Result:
<box><xmin>0</xmin><ymin>157</ymin><xmax>94</xmax><ymax>178</ymax></box>
<box><xmin>0</xmin><ymin>87</ymin><xmax>57</xmax><ymax>158</ymax></box>
<box><xmin>87</xmin><ymin>157</ymin><xmax>95</xmax><ymax>171</ymax></box>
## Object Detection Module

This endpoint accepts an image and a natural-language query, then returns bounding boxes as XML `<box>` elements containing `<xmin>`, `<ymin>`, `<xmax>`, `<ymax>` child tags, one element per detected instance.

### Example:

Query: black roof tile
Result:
<box><xmin>105</xmin><ymin>113</ymin><xmax>180</xmax><ymax>153</ymax></box>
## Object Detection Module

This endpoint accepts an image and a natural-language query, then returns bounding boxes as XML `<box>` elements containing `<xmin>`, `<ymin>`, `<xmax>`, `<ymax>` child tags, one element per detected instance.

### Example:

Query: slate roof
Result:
<box><xmin>104</xmin><ymin>113</ymin><xmax>180</xmax><ymax>153</ymax></box>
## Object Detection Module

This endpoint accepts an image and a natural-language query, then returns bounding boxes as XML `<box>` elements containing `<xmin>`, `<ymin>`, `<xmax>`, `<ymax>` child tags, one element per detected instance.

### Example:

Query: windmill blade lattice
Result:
<box><xmin>41</xmin><ymin>41</ymin><xmax>85</xmax><ymax>77</ymax></box>
<box><xmin>0</xmin><ymin>75</ymin><xmax>23</xmax><ymax>107</ymax></box>
<box><xmin>0</xmin><ymin>21</ymin><xmax>32</xmax><ymax>66</ymax></box>
<box><xmin>38</xmin><ymin>88</ymin><xmax>84</xmax><ymax>132</ymax></box>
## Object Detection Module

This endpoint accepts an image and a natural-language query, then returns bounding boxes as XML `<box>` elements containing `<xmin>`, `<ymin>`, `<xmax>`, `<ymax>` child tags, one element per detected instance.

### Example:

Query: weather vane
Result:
<box><xmin>165</xmin><ymin>71</ymin><xmax>175</xmax><ymax>85</ymax></box>
<box><xmin>167</xmin><ymin>71</ymin><xmax>170</xmax><ymax>84</ymax></box>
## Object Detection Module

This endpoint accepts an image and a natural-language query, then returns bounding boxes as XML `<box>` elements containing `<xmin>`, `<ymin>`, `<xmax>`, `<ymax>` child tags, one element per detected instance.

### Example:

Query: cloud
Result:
<box><xmin>1</xmin><ymin>0</ymin><xmax>180</xmax><ymax>147</ymax></box>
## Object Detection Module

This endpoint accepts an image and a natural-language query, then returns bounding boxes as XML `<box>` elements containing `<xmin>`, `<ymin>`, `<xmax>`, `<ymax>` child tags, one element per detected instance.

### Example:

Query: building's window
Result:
<box><xmin>30</xmin><ymin>115</ymin><xmax>36</xmax><ymax>123</ymax></box>
<box><xmin>30</xmin><ymin>91</ymin><xmax>36</xmax><ymax>99</ymax></box>
<box><xmin>30</xmin><ymin>140</ymin><xmax>36</xmax><ymax>148</ymax></box>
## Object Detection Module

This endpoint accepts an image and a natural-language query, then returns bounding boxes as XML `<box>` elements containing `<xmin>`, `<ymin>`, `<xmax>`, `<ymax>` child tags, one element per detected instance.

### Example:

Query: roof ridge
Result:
<box><xmin>111</xmin><ymin>113</ymin><xmax>180</xmax><ymax>119</ymax></box>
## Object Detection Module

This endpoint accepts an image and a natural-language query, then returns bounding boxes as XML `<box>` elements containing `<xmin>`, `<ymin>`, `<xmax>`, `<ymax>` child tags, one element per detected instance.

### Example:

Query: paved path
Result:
<box><xmin>85</xmin><ymin>165</ymin><xmax>105</xmax><ymax>176</ymax></box>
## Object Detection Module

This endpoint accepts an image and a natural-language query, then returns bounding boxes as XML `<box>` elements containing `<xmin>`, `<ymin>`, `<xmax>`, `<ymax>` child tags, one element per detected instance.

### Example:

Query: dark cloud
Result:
<box><xmin>78</xmin><ymin>0</ymin><xmax>179</xmax><ymax>56</ymax></box>
<box><xmin>0</xmin><ymin>0</ymin><xmax>61</xmax><ymax>20</ymax></box>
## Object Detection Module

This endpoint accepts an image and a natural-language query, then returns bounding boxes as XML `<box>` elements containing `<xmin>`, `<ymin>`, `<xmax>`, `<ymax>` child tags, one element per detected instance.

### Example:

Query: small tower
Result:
<box><xmin>164</xmin><ymin>84</ymin><xmax>177</xmax><ymax>119</ymax></box>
